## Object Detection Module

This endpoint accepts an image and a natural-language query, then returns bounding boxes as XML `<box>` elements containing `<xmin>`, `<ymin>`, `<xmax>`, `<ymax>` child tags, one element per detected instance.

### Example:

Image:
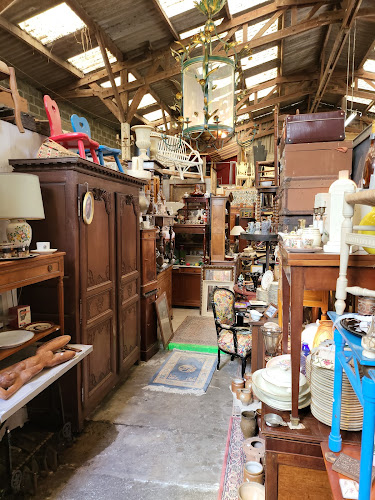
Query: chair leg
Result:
<box><xmin>217</xmin><ymin>349</ymin><xmax>221</xmax><ymax>371</ymax></box>
<box><xmin>77</xmin><ymin>140</ymin><xmax>85</xmax><ymax>159</ymax></box>
<box><xmin>114</xmin><ymin>154</ymin><xmax>124</xmax><ymax>173</ymax></box>
<box><xmin>90</xmin><ymin>148</ymin><xmax>100</xmax><ymax>164</ymax></box>
<box><xmin>241</xmin><ymin>357</ymin><xmax>247</xmax><ymax>378</ymax></box>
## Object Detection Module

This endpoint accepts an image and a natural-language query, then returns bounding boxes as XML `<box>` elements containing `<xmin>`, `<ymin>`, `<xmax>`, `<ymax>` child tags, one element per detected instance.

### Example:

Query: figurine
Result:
<box><xmin>0</xmin><ymin>335</ymin><xmax>75</xmax><ymax>400</ymax></box>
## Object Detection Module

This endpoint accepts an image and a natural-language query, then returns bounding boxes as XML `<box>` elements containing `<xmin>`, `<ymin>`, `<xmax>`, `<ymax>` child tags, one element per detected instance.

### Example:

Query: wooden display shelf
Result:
<box><xmin>321</xmin><ymin>441</ymin><xmax>375</xmax><ymax>499</ymax></box>
<box><xmin>0</xmin><ymin>325</ymin><xmax>61</xmax><ymax>362</ymax></box>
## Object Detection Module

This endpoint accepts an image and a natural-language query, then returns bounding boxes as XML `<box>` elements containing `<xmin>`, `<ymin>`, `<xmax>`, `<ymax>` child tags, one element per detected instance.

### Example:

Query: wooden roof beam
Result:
<box><xmin>310</xmin><ymin>0</ymin><xmax>363</xmax><ymax>112</ymax></box>
<box><xmin>66</xmin><ymin>0</ymin><xmax>124</xmax><ymax>62</ymax></box>
<box><xmin>0</xmin><ymin>0</ymin><xmax>16</xmax><ymax>14</ymax></box>
<box><xmin>96</xmin><ymin>31</ymin><xmax>126</xmax><ymax>122</ymax></box>
<box><xmin>0</xmin><ymin>15</ymin><xmax>84</xmax><ymax>78</ymax></box>
<box><xmin>238</xmin><ymin>88</ymin><xmax>312</xmax><ymax>115</ymax></box>
<box><xmin>150</xmin><ymin>0</ymin><xmax>180</xmax><ymax>40</ymax></box>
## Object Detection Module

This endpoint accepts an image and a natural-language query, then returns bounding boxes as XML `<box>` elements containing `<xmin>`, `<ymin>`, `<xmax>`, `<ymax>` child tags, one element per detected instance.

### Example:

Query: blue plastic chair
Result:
<box><xmin>70</xmin><ymin>114</ymin><xmax>123</xmax><ymax>173</ymax></box>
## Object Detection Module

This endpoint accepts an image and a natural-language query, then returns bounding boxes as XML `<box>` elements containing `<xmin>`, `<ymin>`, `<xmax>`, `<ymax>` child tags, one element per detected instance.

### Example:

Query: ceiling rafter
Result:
<box><xmin>310</xmin><ymin>0</ymin><xmax>363</xmax><ymax>112</ymax></box>
<box><xmin>66</xmin><ymin>0</ymin><xmax>124</xmax><ymax>62</ymax></box>
<box><xmin>0</xmin><ymin>15</ymin><xmax>84</xmax><ymax>78</ymax></box>
<box><xmin>150</xmin><ymin>0</ymin><xmax>180</xmax><ymax>40</ymax></box>
<box><xmin>0</xmin><ymin>0</ymin><xmax>16</xmax><ymax>14</ymax></box>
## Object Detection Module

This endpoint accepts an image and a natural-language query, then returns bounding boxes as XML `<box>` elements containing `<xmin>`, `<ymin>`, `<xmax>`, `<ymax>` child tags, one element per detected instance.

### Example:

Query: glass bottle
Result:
<box><xmin>362</xmin><ymin>121</ymin><xmax>375</xmax><ymax>189</ymax></box>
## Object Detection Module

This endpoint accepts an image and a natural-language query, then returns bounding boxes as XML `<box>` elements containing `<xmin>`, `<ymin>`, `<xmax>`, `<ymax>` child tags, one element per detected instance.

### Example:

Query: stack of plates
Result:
<box><xmin>310</xmin><ymin>363</ymin><xmax>363</xmax><ymax>431</ymax></box>
<box><xmin>268</xmin><ymin>281</ymin><xmax>278</xmax><ymax>304</ymax></box>
<box><xmin>252</xmin><ymin>355</ymin><xmax>311</xmax><ymax>411</ymax></box>
<box><xmin>256</xmin><ymin>287</ymin><xmax>268</xmax><ymax>302</ymax></box>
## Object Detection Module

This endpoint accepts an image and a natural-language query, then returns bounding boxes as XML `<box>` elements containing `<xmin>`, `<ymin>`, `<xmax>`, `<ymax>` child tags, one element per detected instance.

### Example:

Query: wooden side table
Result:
<box><xmin>280</xmin><ymin>245</ymin><xmax>375</xmax><ymax>424</ymax></box>
<box><xmin>0</xmin><ymin>252</ymin><xmax>65</xmax><ymax>360</ymax></box>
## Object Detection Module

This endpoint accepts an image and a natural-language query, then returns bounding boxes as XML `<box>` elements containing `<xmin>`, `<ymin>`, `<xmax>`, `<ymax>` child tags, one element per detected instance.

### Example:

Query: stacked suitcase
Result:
<box><xmin>278</xmin><ymin>110</ymin><xmax>352</xmax><ymax>230</ymax></box>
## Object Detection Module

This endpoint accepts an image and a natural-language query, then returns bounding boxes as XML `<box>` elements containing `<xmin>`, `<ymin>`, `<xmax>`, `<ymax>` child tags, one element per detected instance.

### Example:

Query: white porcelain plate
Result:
<box><xmin>0</xmin><ymin>330</ymin><xmax>34</xmax><ymax>349</ymax></box>
<box><xmin>287</xmin><ymin>247</ymin><xmax>323</xmax><ymax>253</ymax></box>
<box><xmin>30</xmin><ymin>249</ymin><xmax>58</xmax><ymax>255</ymax></box>
<box><xmin>261</xmin><ymin>270</ymin><xmax>274</xmax><ymax>290</ymax></box>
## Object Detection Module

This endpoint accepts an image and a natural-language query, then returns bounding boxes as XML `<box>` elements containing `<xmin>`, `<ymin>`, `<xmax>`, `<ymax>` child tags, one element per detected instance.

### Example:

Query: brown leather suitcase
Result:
<box><xmin>284</xmin><ymin>110</ymin><xmax>345</xmax><ymax>144</ymax></box>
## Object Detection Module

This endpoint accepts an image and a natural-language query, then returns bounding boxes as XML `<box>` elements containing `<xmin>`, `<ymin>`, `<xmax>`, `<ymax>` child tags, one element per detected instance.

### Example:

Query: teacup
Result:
<box><xmin>36</xmin><ymin>242</ymin><xmax>50</xmax><ymax>251</ymax></box>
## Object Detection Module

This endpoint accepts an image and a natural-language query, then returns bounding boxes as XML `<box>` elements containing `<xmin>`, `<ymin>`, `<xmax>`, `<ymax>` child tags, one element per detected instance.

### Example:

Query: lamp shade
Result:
<box><xmin>0</xmin><ymin>173</ymin><xmax>45</xmax><ymax>220</ymax></box>
<box><xmin>230</xmin><ymin>225</ymin><xmax>245</xmax><ymax>236</ymax></box>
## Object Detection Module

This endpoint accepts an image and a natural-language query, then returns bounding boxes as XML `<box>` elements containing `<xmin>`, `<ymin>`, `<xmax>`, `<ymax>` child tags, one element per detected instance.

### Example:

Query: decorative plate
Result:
<box><xmin>287</xmin><ymin>247</ymin><xmax>323</xmax><ymax>253</ymax></box>
<box><xmin>340</xmin><ymin>318</ymin><xmax>370</xmax><ymax>337</ymax></box>
<box><xmin>25</xmin><ymin>321</ymin><xmax>54</xmax><ymax>332</ymax></box>
<box><xmin>261</xmin><ymin>270</ymin><xmax>274</xmax><ymax>290</ymax></box>
<box><xmin>0</xmin><ymin>330</ymin><xmax>34</xmax><ymax>349</ymax></box>
<box><xmin>30</xmin><ymin>249</ymin><xmax>58</xmax><ymax>255</ymax></box>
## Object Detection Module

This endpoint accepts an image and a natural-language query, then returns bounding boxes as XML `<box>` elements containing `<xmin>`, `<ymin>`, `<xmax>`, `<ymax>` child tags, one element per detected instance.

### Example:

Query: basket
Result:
<box><xmin>37</xmin><ymin>139</ymin><xmax>79</xmax><ymax>159</ymax></box>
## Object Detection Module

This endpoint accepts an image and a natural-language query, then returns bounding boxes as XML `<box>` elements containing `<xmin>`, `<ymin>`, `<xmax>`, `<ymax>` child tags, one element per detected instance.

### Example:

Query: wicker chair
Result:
<box><xmin>211</xmin><ymin>287</ymin><xmax>252</xmax><ymax>377</ymax></box>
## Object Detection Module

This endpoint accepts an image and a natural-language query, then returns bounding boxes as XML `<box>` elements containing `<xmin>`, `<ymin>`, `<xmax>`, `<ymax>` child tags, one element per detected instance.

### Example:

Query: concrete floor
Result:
<box><xmin>37</xmin><ymin>308</ymin><xmax>240</xmax><ymax>500</ymax></box>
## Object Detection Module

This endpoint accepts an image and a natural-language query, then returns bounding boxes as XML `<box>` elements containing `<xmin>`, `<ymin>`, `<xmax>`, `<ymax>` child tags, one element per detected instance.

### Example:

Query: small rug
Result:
<box><xmin>144</xmin><ymin>350</ymin><xmax>217</xmax><ymax>395</ymax></box>
<box><xmin>169</xmin><ymin>316</ymin><xmax>217</xmax><ymax>353</ymax></box>
<box><xmin>218</xmin><ymin>416</ymin><xmax>245</xmax><ymax>500</ymax></box>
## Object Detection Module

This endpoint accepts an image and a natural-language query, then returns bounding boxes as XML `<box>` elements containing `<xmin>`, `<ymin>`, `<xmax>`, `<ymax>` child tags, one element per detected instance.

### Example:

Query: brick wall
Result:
<box><xmin>16</xmin><ymin>79</ymin><xmax>119</xmax><ymax>148</ymax></box>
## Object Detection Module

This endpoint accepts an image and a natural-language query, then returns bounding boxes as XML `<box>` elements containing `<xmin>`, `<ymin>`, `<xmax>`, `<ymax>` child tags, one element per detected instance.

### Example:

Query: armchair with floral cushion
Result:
<box><xmin>211</xmin><ymin>287</ymin><xmax>252</xmax><ymax>377</ymax></box>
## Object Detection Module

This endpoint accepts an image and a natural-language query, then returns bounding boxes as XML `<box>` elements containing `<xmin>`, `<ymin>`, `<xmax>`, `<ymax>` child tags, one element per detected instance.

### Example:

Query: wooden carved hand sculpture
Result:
<box><xmin>0</xmin><ymin>335</ymin><xmax>75</xmax><ymax>400</ymax></box>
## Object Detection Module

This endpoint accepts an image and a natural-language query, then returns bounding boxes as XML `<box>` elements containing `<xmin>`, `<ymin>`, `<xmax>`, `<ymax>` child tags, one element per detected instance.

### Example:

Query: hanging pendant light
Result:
<box><xmin>171</xmin><ymin>0</ymin><xmax>251</xmax><ymax>152</ymax></box>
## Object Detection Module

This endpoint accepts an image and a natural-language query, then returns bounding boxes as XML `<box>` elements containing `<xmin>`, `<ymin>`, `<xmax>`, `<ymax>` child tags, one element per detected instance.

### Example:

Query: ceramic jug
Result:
<box><xmin>240</xmin><ymin>411</ymin><xmax>257</xmax><ymax>439</ymax></box>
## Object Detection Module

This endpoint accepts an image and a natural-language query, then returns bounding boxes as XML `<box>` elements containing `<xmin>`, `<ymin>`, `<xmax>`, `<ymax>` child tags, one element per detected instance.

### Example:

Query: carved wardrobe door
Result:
<box><xmin>116</xmin><ymin>192</ymin><xmax>141</xmax><ymax>373</ymax></box>
<box><xmin>79</xmin><ymin>184</ymin><xmax>117</xmax><ymax>414</ymax></box>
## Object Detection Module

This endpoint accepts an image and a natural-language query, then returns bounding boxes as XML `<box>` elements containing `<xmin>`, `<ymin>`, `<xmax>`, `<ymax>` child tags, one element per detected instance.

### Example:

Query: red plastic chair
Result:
<box><xmin>43</xmin><ymin>95</ymin><xmax>99</xmax><ymax>163</ymax></box>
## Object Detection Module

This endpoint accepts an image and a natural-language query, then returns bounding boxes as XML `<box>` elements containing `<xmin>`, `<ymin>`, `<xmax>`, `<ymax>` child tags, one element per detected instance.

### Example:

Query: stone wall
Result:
<box><xmin>17</xmin><ymin>79</ymin><xmax>119</xmax><ymax>148</ymax></box>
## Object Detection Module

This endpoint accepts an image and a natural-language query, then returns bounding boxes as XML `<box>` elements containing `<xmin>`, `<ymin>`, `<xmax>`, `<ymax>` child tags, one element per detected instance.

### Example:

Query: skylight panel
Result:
<box><xmin>235</xmin><ymin>19</ymin><xmax>278</xmax><ymax>43</ymax></box>
<box><xmin>346</xmin><ymin>95</ymin><xmax>372</xmax><ymax>105</ymax></box>
<box><xmin>364</xmin><ymin>59</ymin><xmax>375</xmax><ymax>73</ymax></box>
<box><xmin>357</xmin><ymin>79</ymin><xmax>375</xmax><ymax>91</ymax></box>
<box><xmin>143</xmin><ymin>109</ymin><xmax>166</xmax><ymax>122</ymax></box>
<box><xmin>369</xmin><ymin>105</ymin><xmax>375</xmax><ymax>113</ymax></box>
<box><xmin>19</xmin><ymin>3</ymin><xmax>85</xmax><ymax>45</ymax></box>
<box><xmin>68</xmin><ymin>47</ymin><xmax>117</xmax><ymax>74</ymax></box>
<box><xmin>228</xmin><ymin>0</ymin><xmax>267</xmax><ymax>15</ymax></box>
<box><xmin>246</xmin><ymin>67</ymin><xmax>278</xmax><ymax>88</ymax></box>
<box><xmin>180</xmin><ymin>18</ymin><xmax>224</xmax><ymax>39</ymax></box>
<box><xmin>159</xmin><ymin>0</ymin><xmax>195</xmax><ymax>18</ymax></box>
<box><xmin>138</xmin><ymin>94</ymin><xmax>157</xmax><ymax>108</ymax></box>
<box><xmin>100</xmin><ymin>73</ymin><xmax>136</xmax><ymax>88</ymax></box>
<box><xmin>258</xmin><ymin>85</ymin><xmax>277</xmax><ymax>99</ymax></box>
<box><xmin>241</xmin><ymin>46</ymin><xmax>278</xmax><ymax>71</ymax></box>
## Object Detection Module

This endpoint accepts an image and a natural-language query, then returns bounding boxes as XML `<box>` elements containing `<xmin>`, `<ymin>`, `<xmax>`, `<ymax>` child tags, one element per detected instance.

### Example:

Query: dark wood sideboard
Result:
<box><xmin>11</xmin><ymin>157</ymin><xmax>145</xmax><ymax>430</ymax></box>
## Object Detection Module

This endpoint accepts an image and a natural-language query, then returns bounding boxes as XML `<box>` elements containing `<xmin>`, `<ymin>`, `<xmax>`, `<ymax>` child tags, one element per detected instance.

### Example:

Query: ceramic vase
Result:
<box><xmin>139</xmin><ymin>189</ymin><xmax>149</xmax><ymax>215</ymax></box>
<box><xmin>240</xmin><ymin>411</ymin><xmax>257</xmax><ymax>439</ymax></box>
<box><xmin>358</xmin><ymin>295</ymin><xmax>375</xmax><ymax>316</ymax></box>
<box><xmin>131</xmin><ymin>125</ymin><xmax>153</xmax><ymax>160</ymax></box>
<box><xmin>150</xmin><ymin>132</ymin><xmax>161</xmax><ymax>160</ymax></box>
<box><xmin>243</xmin><ymin>437</ymin><xmax>265</xmax><ymax>463</ymax></box>
<box><xmin>243</xmin><ymin>461</ymin><xmax>264</xmax><ymax>484</ymax></box>
<box><xmin>312</xmin><ymin>320</ymin><xmax>333</xmax><ymax>348</ymax></box>
<box><xmin>231</xmin><ymin>378</ymin><xmax>245</xmax><ymax>393</ymax></box>
<box><xmin>239</xmin><ymin>389</ymin><xmax>253</xmax><ymax>406</ymax></box>
<box><xmin>6</xmin><ymin>219</ymin><xmax>32</xmax><ymax>248</ymax></box>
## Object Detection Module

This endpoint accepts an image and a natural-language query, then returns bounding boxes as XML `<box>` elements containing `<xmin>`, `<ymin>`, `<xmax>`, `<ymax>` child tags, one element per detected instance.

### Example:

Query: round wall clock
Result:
<box><xmin>83</xmin><ymin>191</ymin><xmax>94</xmax><ymax>225</ymax></box>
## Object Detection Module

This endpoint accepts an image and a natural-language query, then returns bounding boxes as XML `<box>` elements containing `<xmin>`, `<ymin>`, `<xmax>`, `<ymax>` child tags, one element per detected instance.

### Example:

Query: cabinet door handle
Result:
<box><xmin>48</xmin><ymin>265</ymin><xmax>53</xmax><ymax>272</ymax></box>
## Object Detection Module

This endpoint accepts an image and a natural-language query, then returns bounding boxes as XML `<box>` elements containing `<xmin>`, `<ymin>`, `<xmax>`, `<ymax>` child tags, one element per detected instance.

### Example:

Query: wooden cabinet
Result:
<box><xmin>172</xmin><ymin>266</ymin><xmax>201</xmax><ymax>307</ymax></box>
<box><xmin>140</xmin><ymin>229</ymin><xmax>158</xmax><ymax>361</ymax></box>
<box><xmin>210</xmin><ymin>196</ymin><xmax>229</xmax><ymax>263</ymax></box>
<box><xmin>12</xmin><ymin>157</ymin><xmax>143</xmax><ymax>430</ymax></box>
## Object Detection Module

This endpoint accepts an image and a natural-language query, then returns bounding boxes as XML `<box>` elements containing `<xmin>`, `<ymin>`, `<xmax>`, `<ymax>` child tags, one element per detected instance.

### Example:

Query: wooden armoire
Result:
<box><xmin>11</xmin><ymin>157</ymin><xmax>144</xmax><ymax>430</ymax></box>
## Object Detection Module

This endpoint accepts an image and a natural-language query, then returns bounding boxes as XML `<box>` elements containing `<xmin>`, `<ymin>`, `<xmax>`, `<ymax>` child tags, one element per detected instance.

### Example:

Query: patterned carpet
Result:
<box><xmin>218</xmin><ymin>416</ymin><xmax>245</xmax><ymax>500</ymax></box>
<box><xmin>171</xmin><ymin>316</ymin><xmax>217</xmax><ymax>346</ymax></box>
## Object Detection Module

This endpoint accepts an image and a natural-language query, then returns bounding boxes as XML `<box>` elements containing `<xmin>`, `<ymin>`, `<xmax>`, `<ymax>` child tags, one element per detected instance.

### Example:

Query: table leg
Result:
<box><xmin>290</xmin><ymin>267</ymin><xmax>304</xmax><ymax>423</ymax></box>
<box><xmin>281</xmin><ymin>266</ymin><xmax>290</xmax><ymax>355</ymax></box>
<box><xmin>358</xmin><ymin>376</ymin><xmax>375</xmax><ymax>500</ymax></box>
<box><xmin>328</xmin><ymin>327</ymin><xmax>344</xmax><ymax>452</ymax></box>
<box><xmin>265</xmin><ymin>241</ymin><xmax>270</xmax><ymax>271</ymax></box>
<box><xmin>58</xmin><ymin>275</ymin><xmax>64</xmax><ymax>335</ymax></box>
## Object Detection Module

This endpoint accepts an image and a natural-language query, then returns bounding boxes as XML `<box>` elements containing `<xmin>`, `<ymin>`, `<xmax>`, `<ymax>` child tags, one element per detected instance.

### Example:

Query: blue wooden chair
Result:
<box><xmin>70</xmin><ymin>114</ymin><xmax>123</xmax><ymax>172</ymax></box>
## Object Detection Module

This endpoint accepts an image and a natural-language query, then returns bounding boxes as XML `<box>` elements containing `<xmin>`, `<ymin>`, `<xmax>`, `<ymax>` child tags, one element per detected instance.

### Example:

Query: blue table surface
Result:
<box><xmin>328</xmin><ymin>311</ymin><xmax>375</xmax><ymax>366</ymax></box>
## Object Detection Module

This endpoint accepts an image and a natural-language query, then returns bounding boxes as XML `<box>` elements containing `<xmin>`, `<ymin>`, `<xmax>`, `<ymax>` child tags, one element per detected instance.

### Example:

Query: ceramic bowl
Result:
<box><xmin>260</xmin><ymin>180</ymin><xmax>272</xmax><ymax>187</ymax></box>
<box><xmin>238</xmin><ymin>482</ymin><xmax>265</xmax><ymax>500</ymax></box>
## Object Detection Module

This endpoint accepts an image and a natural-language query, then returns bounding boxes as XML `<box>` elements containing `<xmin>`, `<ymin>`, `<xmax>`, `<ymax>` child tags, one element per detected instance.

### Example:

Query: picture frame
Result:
<box><xmin>264</xmin><ymin>303</ymin><xmax>278</xmax><ymax>319</ymax></box>
<box><xmin>201</xmin><ymin>280</ymin><xmax>234</xmax><ymax>317</ymax></box>
<box><xmin>169</xmin><ymin>182</ymin><xmax>206</xmax><ymax>202</ymax></box>
<box><xmin>155</xmin><ymin>292</ymin><xmax>174</xmax><ymax>348</ymax></box>
<box><xmin>202</xmin><ymin>264</ymin><xmax>235</xmax><ymax>282</ymax></box>
<box><xmin>83</xmin><ymin>191</ymin><xmax>94</xmax><ymax>225</ymax></box>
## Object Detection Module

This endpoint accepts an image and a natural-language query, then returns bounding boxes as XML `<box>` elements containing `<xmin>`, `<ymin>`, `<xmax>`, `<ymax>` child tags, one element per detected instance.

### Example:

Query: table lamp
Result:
<box><xmin>230</xmin><ymin>216</ymin><xmax>244</xmax><ymax>253</ymax></box>
<box><xmin>0</xmin><ymin>173</ymin><xmax>45</xmax><ymax>248</ymax></box>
